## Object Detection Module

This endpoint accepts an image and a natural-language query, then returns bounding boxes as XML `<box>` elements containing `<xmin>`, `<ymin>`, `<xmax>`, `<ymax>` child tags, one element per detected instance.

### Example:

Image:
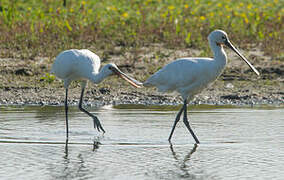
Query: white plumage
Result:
<box><xmin>51</xmin><ymin>49</ymin><xmax>140</xmax><ymax>139</ymax></box>
<box><xmin>51</xmin><ymin>49</ymin><xmax>111</xmax><ymax>88</ymax></box>
<box><xmin>51</xmin><ymin>49</ymin><xmax>100</xmax><ymax>84</ymax></box>
<box><xmin>144</xmin><ymin>58</ymin><xmax>224</xmax><ymax>100</ymax></box>
<box><xmin>142</xmin><ymin>30</ymin><xmax>259</xmax><ymax>143</ymax></box>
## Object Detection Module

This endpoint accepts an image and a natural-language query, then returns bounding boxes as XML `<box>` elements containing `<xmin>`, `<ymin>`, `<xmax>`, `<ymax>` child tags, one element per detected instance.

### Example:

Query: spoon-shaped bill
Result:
<box><xmin>110</xmin><ymin>67</ymin><xmax>143</xmax><ymax>88</ymax></box>
<box><xmin>225</xmin><ymin>41</ymin><xmax>260</xmax><ymax>76</ymax></box>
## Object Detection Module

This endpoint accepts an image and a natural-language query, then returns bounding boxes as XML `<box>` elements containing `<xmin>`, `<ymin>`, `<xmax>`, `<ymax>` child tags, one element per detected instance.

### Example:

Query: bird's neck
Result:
<box><xmin>89</xmin><ymin>67</ymin><xmax>110</xmax><ymax>84</ymax></box>
<box><xmin>209</xmin><ymin>40</ymin><xmax>227</xmax><ymax>67</ymax></box>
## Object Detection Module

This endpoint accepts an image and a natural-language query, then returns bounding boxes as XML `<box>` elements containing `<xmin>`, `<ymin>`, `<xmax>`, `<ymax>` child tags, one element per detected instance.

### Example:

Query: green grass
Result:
<box><xmin>0</xmin><ymin>0</ymin><xmax>283</xmax><ymax>60</ymax></box>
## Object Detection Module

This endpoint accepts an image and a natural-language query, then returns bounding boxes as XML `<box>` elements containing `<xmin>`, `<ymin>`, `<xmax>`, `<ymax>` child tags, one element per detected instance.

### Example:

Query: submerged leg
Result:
<box><xmin>168</xmin><ymin>104</ymin><xmax>185</xmax><ymax>142</ymax></box>
<box><xmin>65</xmin><ymin>88</ymin><xmax>69</xmax><ymax>139</ymax></box>
<box><xmin>183</xmin><ymin>100</ymin><xmax>200</xmax><ymax>144</ymax></box>
<box><xmin>78</xmin><ymin>87</ymin><xmax>105</xmax><ymax>133</ymax></box>
<box><xmin>64</xmin><ymin>139</ymin><xmax>69</xmax><ymax>157</ymax></box>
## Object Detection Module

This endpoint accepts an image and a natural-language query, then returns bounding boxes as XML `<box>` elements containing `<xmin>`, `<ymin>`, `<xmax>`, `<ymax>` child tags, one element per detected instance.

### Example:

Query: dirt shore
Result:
<box><xmin>0</xmin><ymin>45</ymin><xmax>283</xmax><ymax>107</ymax></box>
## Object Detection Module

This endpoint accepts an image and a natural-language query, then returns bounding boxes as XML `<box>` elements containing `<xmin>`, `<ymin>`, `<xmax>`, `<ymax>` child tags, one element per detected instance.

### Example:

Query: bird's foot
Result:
<box><xmin>92</xmin><ymin>138</ymin><xmax>102</xmax><ymax>151</ymax></box>
<box><xmin>93</xmin><ymin>116</ymin><xmax>105</xmax><ymax>133</ymax></box>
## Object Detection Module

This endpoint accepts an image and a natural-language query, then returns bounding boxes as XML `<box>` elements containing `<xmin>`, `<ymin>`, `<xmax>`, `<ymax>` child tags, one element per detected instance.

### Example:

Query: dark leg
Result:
<box><xmin>65</xmin><ymin>88</ymin><xmax>69</xmax><ymax>139</ymax></box>
<box><xmin>64</xmin><ymin>139</ymin><xmax>69</xmax><ymax>158</ymax></box>
<box><xmin>168</xmin><ymin>104</ymin><xmax>185</xmax><ymax>142</ymax></box>
<box><xmin>183</xmin><ymin>100</ymin><xmax>200</xmax><ymax>144</ymax></box>
<box><xmin>78</xmin><ymin>87</ymin><xmax>105</xmax><ymax>133</ymax></box>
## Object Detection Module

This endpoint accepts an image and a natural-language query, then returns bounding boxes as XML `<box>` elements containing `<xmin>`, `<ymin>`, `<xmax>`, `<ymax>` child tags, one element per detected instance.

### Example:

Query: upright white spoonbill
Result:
<box><xmin>133</xmin><ymin>30</ymin><xmax>260</xmax><ymax>144</ymax></box>
<box><xmin>51</xmin><ymin>49</ymin><xmax>140</xmax><ymax>139</ymax></box>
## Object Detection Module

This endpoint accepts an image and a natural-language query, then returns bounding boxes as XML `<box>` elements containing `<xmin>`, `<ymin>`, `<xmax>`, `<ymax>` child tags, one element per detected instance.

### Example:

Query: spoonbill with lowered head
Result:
<box><xmin>131</xmin><ymin>30</ymin><xmax>260</xmax><ymax>144</ymax></box>
<box><xmin>51</xmin><ymin>49</ymin><xmax>141</xmax><ymax>139</ymax></box>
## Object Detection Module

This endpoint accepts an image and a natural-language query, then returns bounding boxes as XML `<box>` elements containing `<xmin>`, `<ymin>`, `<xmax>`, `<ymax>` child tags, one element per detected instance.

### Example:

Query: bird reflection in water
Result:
<box><xmin>64</xmin><ymin>137</ymin><xmax>102</xmax><ymax>157</ymax></box>
<box><xmin>92</xmin><ymin>139</ymin><xmax>101</xmax><ymax>152</ymax></box>
<box><xmin>64</xmin><ymin>139</ymin><xmax>69</xmax><ymax>159</ymax></box>
<box><xmin>170</xmin><ymin>144</ymin><xmax>198</xmax><ymax>178</ymax></box>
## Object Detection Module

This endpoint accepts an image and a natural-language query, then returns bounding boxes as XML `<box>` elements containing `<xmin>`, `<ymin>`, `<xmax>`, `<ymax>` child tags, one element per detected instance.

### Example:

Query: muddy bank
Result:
<box><xmin>0</xmin><ymin>45</ymin><xmax>283</xmax><ymax>107</ymax></box>
<box><xmin>0</xmin><ymin>81</ymin><xmax>283</xmax><ymax>107</ymax></box>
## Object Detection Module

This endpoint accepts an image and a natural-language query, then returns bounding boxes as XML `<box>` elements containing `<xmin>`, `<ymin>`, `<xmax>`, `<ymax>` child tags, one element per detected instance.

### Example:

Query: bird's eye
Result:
<box><xmin>222</xmin><ymin>36</ymin><xmax>226</xmax><ymax>40</ymax></box>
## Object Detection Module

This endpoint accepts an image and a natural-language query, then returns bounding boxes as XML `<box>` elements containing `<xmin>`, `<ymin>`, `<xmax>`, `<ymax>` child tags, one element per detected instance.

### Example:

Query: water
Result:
<box><xmin>0</xmin><ymin>105</ymin><xmax>283</xmax><ymax>180</ymax></box>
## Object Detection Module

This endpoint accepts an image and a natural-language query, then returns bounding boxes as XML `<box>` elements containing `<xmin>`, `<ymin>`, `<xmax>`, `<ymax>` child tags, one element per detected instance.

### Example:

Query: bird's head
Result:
<box><xmin>102</xmin><ymin>63</ymin><xmax>119</xmax><ymax>76</ymax></box>
<box><xmin>208</xmin><ymin>29</ymin><xmax>229</xmax><ymax>47</ymax></box>
<box><xmin>208</xmin><ymin>29</ymin><xmax>260</xmax><ymax>76</ymax></box>
<box><xmin>103</xmin><ymin>63</ymin><xmax>142</xmax><ymax>88</ymax></box>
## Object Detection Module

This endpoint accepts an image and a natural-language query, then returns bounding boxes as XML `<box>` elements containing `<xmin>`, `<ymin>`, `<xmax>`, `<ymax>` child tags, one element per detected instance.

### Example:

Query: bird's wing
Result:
<box><xmin>144</xmin><ymin>58</ymin><xmax>213</xmax><ymax>92</ymax></box>
<box><xmin>78</xmin><ymin>49</ymin><xmax>101</xmax><ymax>73</ymax></box>
<box><xmin>144</xmin><ymin>59</ymin><xmax>194</xmax><ymax>91</ymax></box>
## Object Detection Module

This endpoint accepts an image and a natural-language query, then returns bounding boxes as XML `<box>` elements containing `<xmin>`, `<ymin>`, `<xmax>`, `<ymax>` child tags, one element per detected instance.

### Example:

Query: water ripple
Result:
<box><xmin>0</xmin><ymin>106</ymin><xmax>283</xmax><ymax>179</ymax></box>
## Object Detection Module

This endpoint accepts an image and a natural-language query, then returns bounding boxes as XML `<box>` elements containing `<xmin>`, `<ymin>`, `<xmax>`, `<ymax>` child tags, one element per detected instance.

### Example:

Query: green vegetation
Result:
<box><xmin>40</xmin><ymin>73</ymin><xmax>55</xmax><ymax>83</ymax></box>
<box><xmin>0</xmin><ymin>0</ymin><xmax>283</xmax><ymax>60</ymax></box>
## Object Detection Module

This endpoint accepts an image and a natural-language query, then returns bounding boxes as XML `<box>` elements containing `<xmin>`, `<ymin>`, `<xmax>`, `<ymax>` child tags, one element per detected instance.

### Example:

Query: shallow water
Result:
<box><xmin>0</xmin><ymin>105</ymin><xmax>283</xmax><ymax>180</ymax></box>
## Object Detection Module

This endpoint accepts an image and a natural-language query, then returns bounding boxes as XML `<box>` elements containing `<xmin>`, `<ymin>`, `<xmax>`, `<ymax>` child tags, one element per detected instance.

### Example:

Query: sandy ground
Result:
<box><xmin>0</xmin><ymin>45</ymin><xmax>283</xmax><ymax>107</ymax></box>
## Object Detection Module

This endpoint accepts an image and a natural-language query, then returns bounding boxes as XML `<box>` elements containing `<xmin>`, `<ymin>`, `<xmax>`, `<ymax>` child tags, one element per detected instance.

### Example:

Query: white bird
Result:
<box><xmin>132</xmin><ymin>30</ymin><xmax>260</xmax><ymax>144</ymax></box>
<box><xmin>51</xmin><ymin>49</ymin><xmax>140</xmax><ymax>139</ymax></box>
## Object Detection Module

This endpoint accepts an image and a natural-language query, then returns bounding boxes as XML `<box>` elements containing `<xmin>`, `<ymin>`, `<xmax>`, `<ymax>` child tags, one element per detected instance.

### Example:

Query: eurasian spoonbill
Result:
<box><xmin>51</xmin><ymin>49</ymin><xmax>140</xmax><ymax>139</ymax></box>
<box><xmin>132</xmin><ymin>30</ymin><xmax>260</xmax><ymax>144</ymax></box>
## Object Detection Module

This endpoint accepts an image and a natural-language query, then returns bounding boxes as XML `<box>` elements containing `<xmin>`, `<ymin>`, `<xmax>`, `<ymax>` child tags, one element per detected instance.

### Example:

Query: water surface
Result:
<box><xmin>0</xmin><ymin>105</ymin><xmax>283</xmax><ymax>179</ymax></box>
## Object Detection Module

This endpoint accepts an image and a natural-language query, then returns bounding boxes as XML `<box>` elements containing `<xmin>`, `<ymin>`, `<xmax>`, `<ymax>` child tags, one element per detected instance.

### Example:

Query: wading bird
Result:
<box><xmin>51</xmin><ymin>49</ymin><xmax>140</xmax><ymax>139</ymax></box>
<box><xmin>131</xmin><ymin>30</ymin><xmax>260</xmax><ymax>144</ymax></box>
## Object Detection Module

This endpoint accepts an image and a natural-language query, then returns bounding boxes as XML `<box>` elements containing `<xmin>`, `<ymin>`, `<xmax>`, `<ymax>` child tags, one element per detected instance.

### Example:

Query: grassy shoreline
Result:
<box><xmin>0</xmin><ymin>0</ymin><xmax>283</xmax><ymax>59</ymax></box>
